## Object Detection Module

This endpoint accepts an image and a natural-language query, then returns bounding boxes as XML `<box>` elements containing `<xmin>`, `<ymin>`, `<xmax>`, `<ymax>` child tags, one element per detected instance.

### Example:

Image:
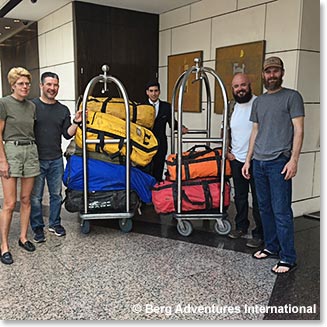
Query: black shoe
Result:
<box><xmin>0</xmin><ymin>251</ymin><xmax>13</xmax><ymax>265</ymax></box>
<box><xmin>33</xmin><ymin>228</ymin><xmax>46</xmax><ymax>243</ymax></box>
<box><xmin>246</xmin><ymin>238</ymin><xmax>264</xmax><ymax>248</ymax></box>
<box><xmin>18</xmin><ymin>239</ymin><xmax>36</xmax><ymax>252</ymax></box>
<box><xmin>228</xmin><ymin>230</ymin><xmax>246</xmax><ymax>239</ymax></box>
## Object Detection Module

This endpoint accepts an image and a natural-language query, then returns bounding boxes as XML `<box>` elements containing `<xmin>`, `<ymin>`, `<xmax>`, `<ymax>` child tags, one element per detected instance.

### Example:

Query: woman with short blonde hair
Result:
<box><xmin>7</xmin><ymin>67</ymin><xmax>32</xmax><ymax>87</ymax></box>
<box><xmin>0</xmin><ymin>66</ymin><xmax>40</xmax><ymax>265</ymax></box>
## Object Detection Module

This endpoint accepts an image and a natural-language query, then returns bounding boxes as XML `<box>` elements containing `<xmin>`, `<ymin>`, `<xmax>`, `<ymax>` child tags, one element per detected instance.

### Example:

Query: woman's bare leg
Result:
<box><xmin>0</xmin><ymin>177</ymin><xmax>17</xmax><ymax>253</ymax></box>
<box><xmin>19</xmin><ymin>177</ymin><xmax>35</xmax><ymax>243</ymax></box>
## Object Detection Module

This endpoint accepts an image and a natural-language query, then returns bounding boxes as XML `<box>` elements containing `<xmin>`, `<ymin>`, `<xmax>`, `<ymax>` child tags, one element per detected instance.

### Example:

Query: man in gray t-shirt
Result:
<box><xmin>242</xmin><ymin>57</ymin><xmax>304</xmax><ymax>275</ymax></box>
<box><xmin>250</xmin><ymin>88</ymin><xmax>304</xmax><ymax>161</ymax></box>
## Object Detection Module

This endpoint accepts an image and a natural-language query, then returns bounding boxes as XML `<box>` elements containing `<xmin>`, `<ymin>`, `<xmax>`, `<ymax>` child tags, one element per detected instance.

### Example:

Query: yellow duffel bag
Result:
<box><xmin>75</xmin><ymin>111</ymin><xmax>158</xmax><ymax>167</ymax></box>
<box><xmin>79</xmin><ymin>96</ymin><xmax>155</xmax><ymax>129</ymax></box>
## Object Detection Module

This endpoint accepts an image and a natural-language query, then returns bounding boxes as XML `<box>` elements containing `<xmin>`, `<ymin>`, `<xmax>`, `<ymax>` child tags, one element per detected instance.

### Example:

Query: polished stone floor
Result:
<box><xmin>0</xmin><ymin>196</ymin><xmax>320</xmax><ymax>320</ymax></box>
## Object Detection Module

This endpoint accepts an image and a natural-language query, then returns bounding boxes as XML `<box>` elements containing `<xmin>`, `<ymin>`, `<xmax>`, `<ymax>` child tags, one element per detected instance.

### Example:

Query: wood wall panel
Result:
<box><xmin>74</xmin><ymin>2</ymin><xmax>159</xmax><ymax>103</ymax></box>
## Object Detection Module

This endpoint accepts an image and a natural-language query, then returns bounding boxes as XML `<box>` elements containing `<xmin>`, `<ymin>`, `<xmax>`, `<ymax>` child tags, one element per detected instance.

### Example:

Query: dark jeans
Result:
<box><xmin>230</xmin><ymin>159</ymin><xmax>263</xmax><ymax>239</ymax></box>
<box><xmin>30</xmin><ymin>158</ymin><xmax>64</xmax><ymax>231</ymax></box>
<box><xmin>253</xmin><ymin>156</ymin><xmax>296</xmax><ymax>264</ymax></box>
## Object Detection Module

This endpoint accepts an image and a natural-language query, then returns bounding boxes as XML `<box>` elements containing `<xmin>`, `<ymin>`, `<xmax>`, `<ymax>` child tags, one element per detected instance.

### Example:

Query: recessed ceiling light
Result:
<box><xmin>4</xmin><ymin>26</ymin><xmax>11</xmax><ymax>30</ymax></box>
<box><xmin>13</xmin><ymin>19</ymin><xmax>20</xmax><ymax>23</ymax></box>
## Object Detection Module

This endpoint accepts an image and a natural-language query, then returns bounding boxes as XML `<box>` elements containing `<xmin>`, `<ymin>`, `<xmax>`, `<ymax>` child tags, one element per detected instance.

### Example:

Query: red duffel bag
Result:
<box><xmin>151</xmin><ymin>177</ymin><xmax>230</xmax><ymax>214</ymax></box>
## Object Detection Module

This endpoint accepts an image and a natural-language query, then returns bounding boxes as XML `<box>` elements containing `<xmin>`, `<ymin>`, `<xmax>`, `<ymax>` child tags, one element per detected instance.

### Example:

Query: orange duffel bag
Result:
<box><xmin>166</xmin><ymin>145</ymin><xmax>231</xmax><ymax>181</ymax></box>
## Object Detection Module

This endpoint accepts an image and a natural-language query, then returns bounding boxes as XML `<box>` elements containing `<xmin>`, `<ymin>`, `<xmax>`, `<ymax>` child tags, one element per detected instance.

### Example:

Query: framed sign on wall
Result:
<box><xmin>214</xmin><ymin>41</ymin><xmax>266</xmax><ymax>114</ymax></box>
<box><xmin>168</xmin><ymin>50</ymin><xmax>203</xmax><ymax>113</ymax></box>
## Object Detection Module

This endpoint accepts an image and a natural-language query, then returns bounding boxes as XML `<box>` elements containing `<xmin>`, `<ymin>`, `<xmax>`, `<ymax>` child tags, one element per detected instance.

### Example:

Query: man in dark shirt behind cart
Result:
<box><xmin>145</xmin><ymin>81</ymin><xmax>188</xmax><ymax>181</ymax></box>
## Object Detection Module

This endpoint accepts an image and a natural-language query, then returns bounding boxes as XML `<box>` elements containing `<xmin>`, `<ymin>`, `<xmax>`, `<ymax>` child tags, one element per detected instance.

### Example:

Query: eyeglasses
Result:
<box><xmin>15</xmin><ymin>82</ymin><xmax>31</xmax><ymax>87</ymax></box>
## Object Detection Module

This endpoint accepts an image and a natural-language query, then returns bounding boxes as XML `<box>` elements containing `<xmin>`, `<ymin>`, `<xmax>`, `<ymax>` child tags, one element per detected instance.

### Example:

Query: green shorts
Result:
<box><xmin>4</xmin><ymin>142</ymin><xmax>40</xmax><ymax>178</ymax></box>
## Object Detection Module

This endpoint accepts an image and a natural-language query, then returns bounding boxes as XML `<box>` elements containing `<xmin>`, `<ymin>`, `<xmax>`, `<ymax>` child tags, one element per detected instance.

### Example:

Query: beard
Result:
<box><xmin>264</xmin><ymin>76</ymin><xmax>283</xmax><ymax>91</ymax></box>
<box><xmin>233</xmin><ymin>87</ymin><xmax>253</xmax><ymax>104</ymax></box>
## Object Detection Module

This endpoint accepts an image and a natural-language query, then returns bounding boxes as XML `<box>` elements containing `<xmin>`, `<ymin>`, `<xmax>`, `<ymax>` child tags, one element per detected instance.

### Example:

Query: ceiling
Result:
<box><xmin>4</xmin><ymin>0</ymin><xmax>200</xmax><ymax>20</ymax></box>
<box><xmin>0</xmin><ymin>0</ymin><xmax>200</xmax><ymax>44</ymax></box>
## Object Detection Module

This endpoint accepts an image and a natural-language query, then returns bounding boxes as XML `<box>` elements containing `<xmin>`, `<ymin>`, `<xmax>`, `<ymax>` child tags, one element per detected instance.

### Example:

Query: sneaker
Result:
<box><xmin>246</xmin><ymin>238</ymin><xmax>264</xmax><ymax>248</ymax></box>
<box><xmin>33</xmin><ymin>228</ymin><xmax>46</xmax><ymax>243</ymax></box>
<box><xmin>228</xmin><ymin>230</ymin><xmax>246</xmax><ymax>239</ymax></box>
<box><xmin>48</xmin><ymin>225</ymin><xmax>66</xmax><ymax>237</ymax></box>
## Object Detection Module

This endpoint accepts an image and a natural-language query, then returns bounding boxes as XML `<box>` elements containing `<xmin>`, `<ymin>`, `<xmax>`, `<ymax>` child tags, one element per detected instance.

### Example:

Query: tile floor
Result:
<box><xmin>0</xmin><ymin>196</ymin><xmax>320</xmax><ymax>320</ymax></box>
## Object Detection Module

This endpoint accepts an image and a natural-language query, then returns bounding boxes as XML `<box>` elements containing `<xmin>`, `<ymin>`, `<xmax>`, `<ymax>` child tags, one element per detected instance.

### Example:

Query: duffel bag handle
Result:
<box><xmin>188</xmin><ymin>144</ymin><xmax>212</xmax><ymax>152</ymax></box>
<box><xmin>172</xmin><ymin>181</ymin><xmax>213</xmax><ymax>210</ymax></box>
<box><xmin>101</xmin><ymin>97</ymin><xmax>113</xmax><ymax>113</ymax></box>
<box><xmin>172</xmin><ymin>184</ymin><xmax>205</xmax><ymax>208</ymax></box>
<box><xmin>180</xmin><ymin>181</ymin><xmax>212</xmax><ymax>209</ymax></box>
<box><xmin>184</xmin><ymin>144</ymin><xmax>213</xmax><ymax>160</ymax></box>
<box><xmin>181</xmin><ymin>190</ymin><xmax>205</xmax><ymax>206</ymax></box>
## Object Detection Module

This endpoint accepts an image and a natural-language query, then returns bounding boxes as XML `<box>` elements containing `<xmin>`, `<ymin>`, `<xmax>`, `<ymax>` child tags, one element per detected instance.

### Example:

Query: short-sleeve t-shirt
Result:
<box><xmin>0</xmin><ymin>95</ymin><xmax>36</xmax><ymax>141</ymax></box>
<box><xmin>230</xmin><ymin>95</ymin><xmax>256</xmax><ymax>162</ymax></box>
<box><xmin>250</xmin><ymin>88</ymin><xmax>305</xmax><ymax>161</ymax></box>
<box><xmin>32</xmin><ymin>98</ymin><xmax>72</xmax><ymax>160</ymax></box>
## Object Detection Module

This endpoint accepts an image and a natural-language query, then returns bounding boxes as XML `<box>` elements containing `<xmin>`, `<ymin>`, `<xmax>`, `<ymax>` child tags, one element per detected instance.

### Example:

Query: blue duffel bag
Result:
<box><xmin>63</xmin><ymin>155</ymin><xmax>156</xmax><ymax>203</ymax></box>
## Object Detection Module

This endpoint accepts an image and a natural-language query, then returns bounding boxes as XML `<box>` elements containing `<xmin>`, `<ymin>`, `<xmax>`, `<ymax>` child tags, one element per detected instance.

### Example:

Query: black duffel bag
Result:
<box><xmin>64</xmin><ymin>189</ymin><xmax>140</xmax><ymax>213</ymax></box>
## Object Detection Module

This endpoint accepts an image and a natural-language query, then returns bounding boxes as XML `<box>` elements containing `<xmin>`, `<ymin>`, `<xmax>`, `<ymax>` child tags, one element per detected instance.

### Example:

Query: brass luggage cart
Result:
<box><xmin>170</xmin><ymin>58</ymin><xmax>232</xmax><ymax>237</ymax></box>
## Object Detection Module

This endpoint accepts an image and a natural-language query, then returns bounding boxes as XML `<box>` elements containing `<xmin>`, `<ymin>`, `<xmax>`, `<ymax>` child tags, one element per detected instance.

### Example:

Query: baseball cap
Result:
<box><xmin>263</xmin><ymin>56</ymin><xmax>284</xmax><ymax>71</ymax></box>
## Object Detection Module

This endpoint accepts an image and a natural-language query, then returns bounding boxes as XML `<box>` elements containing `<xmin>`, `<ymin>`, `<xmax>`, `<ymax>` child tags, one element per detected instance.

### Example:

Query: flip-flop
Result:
<box><xmin>252</xmin><ymin>249</ymin><xmax>279</xmax><ymax>260</ymax></box>
<box><xmin>271</xmin><ymin>261</ymin><xmax>297</xmax><ymax>275</ymax></box>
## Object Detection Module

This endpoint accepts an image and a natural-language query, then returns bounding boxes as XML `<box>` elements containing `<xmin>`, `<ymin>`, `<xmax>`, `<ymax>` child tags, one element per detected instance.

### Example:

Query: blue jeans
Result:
<box><xmin>30</xmin><ymin>158</ymin><xmax>64</xmax><ymax>231</ymax></box>
<box><xmin>253</xmin><ymin>156</ymin><xmax>296</xmax><ymax>264</ymax></box>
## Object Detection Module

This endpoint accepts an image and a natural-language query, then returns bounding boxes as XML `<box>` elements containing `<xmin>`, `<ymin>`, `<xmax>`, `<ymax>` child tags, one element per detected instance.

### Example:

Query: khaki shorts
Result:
<box><xmin>4</xmin><ymin>142</ymin><xmax>40</xmax><ymax>178</ymax></box>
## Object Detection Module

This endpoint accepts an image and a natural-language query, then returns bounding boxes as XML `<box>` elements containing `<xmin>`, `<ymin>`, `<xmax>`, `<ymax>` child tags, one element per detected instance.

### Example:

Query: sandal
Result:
<box><xmin>271</xmin><ymin>261</ymin><xmax>297</xmax><ymax>275</ymax></box>
<box><xmin>252</xmin><ymin>249</ymin><xmax>279</xmax><ymax>260</ymax></box>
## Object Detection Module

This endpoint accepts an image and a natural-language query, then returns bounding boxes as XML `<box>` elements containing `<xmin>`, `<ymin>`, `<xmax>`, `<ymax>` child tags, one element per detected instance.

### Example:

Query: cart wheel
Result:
<box><xmin>81</xmin><ymin>220</ymin><xmax>91</xmax><ymax>234</ymax></box>
<box><xmin>177</xmin><ymin>220</ymin><xmax>193</xmax><ymax>237</ymax></box>
<box><xmin>214</xmin><ymin>219</ymin><xmax>231</xmax><ymax>235</ymax></box>
<box><xmin>119</xmin><ymin>219</ymin><xmax>133</xmax><ymax>233</ymax></box>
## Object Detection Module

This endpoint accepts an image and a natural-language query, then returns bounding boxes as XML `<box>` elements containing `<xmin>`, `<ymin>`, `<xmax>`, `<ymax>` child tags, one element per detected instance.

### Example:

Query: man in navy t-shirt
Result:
<box><xmin>30</xmin><ymin>72</ymin><xmax>82</xmax><ymax>242</ymax></box>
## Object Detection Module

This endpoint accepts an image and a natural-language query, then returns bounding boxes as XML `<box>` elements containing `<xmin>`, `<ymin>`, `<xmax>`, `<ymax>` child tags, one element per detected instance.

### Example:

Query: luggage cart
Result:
<box><xmin>79</xmin><ymin>65</ymin><xmax>135</xmax><ymax>234</ymax></box>
<box><xmin>170</xmin><ymin>58</ymin><xmax>232</xmax><ymax>237</ymax></box>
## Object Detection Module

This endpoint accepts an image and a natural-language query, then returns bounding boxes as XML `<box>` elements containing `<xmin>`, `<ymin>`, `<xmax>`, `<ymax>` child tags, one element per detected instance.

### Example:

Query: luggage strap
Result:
<box><xmin>87</xmin><ymin>126</ymin><xmax>158</xmax><ymax>153</ymax></box>
<box><xmin>101</xmin><ymin>97</ymin><xmax>112</xmax><ymax>113</ymax></box>
<box><xmin>172</xmin><ymin>180</ymin><xmax>212</xmax><ymax>209</ymax></box>
<box><xmin>186</xmin><ymin>145</ymin><xmax>213</xmax><ymax>159</ymax></box>
<box><xmin>100</xmin><ymin>98</ymin><xmax>138</xmax><ymax>124</ymax></box>
<box><xmin>181</xmin><ymin>152</ymin><xmax>221</xmax><ymax>180</ymax></box>
<box><xmin>96</xmin><ymin>131</ymin><xmax>124</xmax><ymax>161</ymax></box>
